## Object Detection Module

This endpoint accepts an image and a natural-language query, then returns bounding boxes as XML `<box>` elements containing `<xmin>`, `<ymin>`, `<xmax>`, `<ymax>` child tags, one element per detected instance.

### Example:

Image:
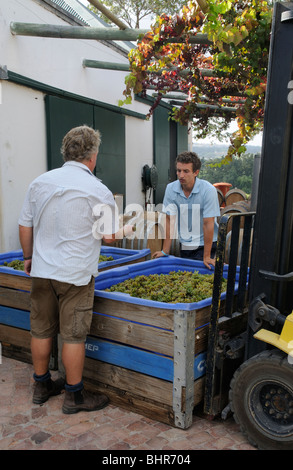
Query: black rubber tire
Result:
<box><xmin>229</xmin><ymin>349</ymin><xmax>293</xmax><ymax>450</ymax></box>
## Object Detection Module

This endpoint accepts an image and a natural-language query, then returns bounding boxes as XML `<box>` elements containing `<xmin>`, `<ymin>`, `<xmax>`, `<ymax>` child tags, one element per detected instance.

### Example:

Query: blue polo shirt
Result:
<box><xmin>162</xmin><ymin>178</ymin><xmax>220</xmax><ymax>249</ymax></box>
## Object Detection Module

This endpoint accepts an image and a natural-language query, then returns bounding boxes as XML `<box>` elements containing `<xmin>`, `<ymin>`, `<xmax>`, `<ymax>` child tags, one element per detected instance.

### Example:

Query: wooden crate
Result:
<box><xmin>80</xmin><ymin>257</ymin><xmax>231</xmax><ymax>429</ymax></box>
<box><xmin>0</xmin><ymin>255</ymin><xmax>233</xmax><ymax>428</ymax></box>
<box><xmin>0</xmin><ymin>271</ymin><xmax>33</xmax><ymax>364</ymax></box>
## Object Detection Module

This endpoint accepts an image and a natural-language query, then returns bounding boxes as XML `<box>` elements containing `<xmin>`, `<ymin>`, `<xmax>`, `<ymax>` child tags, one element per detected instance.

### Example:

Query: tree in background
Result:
<box><xmin>88</xmin><ymin>0</ymin><xmax>187</xmax><ymax>29</ymax></box>
<box><xmin>200</xmin><ymin>153</ymin><xmax>255</xmax><ymax>194</ymax></box>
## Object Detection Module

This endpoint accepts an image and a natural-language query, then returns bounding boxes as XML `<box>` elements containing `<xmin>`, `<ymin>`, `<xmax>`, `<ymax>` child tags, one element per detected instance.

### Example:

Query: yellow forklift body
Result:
<box><xmin>254</xmin><ymin>312</ymin><xmax>293</xmax><ymax>356</ymax></box>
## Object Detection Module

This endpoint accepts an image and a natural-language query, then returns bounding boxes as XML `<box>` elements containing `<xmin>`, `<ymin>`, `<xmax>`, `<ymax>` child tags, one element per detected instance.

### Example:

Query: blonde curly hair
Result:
<box><xmin>61</xmin><ymin>125</ymin><xmax>101</xmax><ymax>162</ymax></box>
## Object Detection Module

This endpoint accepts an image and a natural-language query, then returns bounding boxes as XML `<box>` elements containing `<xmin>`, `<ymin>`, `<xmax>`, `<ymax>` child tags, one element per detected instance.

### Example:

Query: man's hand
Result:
<box><xmin>152</xmin><ymin>251</ymin><xmax>165</xmax><ymax>259</ymax></box>
<box><xmin>103</xmin><ymin>224</ymin><xmax>135</xmax><ymax>243</ymax></box>
<box><xmin>23</xmin><ymin>259</ymin><xmax>32</xmax><ymax>276</ymax></box>
<box><xmin>203</xmin><ymin>256</ymin><xmax>215</xmax><ymax>270</ymax></box>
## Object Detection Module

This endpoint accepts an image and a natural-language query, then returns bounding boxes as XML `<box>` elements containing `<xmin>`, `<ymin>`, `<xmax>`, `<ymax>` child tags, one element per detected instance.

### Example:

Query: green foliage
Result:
<box><xmin>200</xmin><ymin>152</ymin><xmax>255</xmax><ymax>194</ymax></box>
<box><xmin>120</xmin><ymin>0</ymin><xmax>272</xmax><ymax>161</ymax></box>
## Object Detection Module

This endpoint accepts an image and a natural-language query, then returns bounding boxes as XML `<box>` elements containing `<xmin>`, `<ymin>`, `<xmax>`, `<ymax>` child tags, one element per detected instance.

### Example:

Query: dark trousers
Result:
<box><xmin>180</xmin><ymin>241</ymin><xmax>217</xmax><ymax>261</ymax></box>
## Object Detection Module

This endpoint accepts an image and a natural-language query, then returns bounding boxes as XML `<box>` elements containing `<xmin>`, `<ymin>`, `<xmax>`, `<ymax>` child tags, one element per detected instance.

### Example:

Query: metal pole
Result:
<box><xmin>250</xmin><ymin>153</ymin><xmax>261</xmax><ymax>211</ymax></box>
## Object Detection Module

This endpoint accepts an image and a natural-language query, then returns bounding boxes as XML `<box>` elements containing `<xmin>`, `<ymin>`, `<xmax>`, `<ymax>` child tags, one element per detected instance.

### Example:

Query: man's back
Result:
<box><xmin>19</xmin><ymin>161</ymin><xmax>116</xmax><ymax>285</ymax></box>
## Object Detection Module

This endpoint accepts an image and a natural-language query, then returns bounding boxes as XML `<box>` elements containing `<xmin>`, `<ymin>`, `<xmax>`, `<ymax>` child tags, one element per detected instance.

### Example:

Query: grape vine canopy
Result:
<box><xmin>119</xmin><ymin>0</ymin><xmax>272</xmax><ymax>161</ymax></box>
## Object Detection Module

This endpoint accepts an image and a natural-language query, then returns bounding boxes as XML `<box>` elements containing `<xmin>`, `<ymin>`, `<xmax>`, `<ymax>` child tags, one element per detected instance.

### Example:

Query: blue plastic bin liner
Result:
<box><xmin>94</xmin><ymin>256</ymin><xmax>238</xmax><ymax>311</ymax></box>
<box><xmin>0</xmin><ymin>246</ymin><xmax>150</xmax><ymax>276</ymax></box>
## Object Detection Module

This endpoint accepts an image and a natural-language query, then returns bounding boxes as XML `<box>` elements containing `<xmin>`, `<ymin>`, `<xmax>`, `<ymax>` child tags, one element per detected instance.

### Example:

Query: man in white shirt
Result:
<box><xmin>19</xmin><ymin>125</ymin><xmax>131</xmax><ymax>414</ymax></box>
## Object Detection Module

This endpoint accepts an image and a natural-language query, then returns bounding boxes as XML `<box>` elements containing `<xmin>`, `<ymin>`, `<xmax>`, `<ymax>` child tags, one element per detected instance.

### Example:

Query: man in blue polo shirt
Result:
<box><xmin>153</xmin><ymin>152</ymin><xmax>220</xmax><ymax>269</ymax></box>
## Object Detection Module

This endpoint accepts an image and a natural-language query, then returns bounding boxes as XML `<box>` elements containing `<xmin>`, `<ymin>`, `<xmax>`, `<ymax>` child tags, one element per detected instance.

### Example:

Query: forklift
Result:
<box><xmin>203</xmin><ymin>1</ymin><xmax>293</xmax><ymax>450</ymax></box>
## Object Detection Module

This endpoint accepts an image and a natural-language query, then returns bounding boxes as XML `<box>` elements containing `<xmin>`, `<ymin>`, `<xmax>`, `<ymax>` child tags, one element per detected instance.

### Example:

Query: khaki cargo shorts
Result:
<box><xmin>30</xmin><ymin>276</ymin><xmax>95</xmax><ymax>343</ymax></box>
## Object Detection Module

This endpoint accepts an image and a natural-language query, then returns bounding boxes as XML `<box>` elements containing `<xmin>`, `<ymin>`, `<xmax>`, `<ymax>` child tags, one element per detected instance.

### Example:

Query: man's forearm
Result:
<box><xmin>19</xmin><ymin>225</ymin><xmax>33</xmax><ymax>257</ymax></box>
<box><xmin>203</xmin><ymin>217</ymin><xmax>215</xmax><ymax>266</ymax></box>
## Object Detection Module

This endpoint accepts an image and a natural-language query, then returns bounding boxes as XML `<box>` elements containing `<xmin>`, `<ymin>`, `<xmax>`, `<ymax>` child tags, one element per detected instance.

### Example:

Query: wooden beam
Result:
<box><xmin>170</xmin><ymin>100</ymin><xmax>237</xmax><ymax>113</ymax></box>
<box><xmin>87</xmin><ymin>0</ymin><xmax>128</xmax><ymax>30</ymax></box>
<box><xmin>83</xmin><ymin>59</ymin><xmax>130</xmax><ymax>71</ymax></box>
<box><xmin>10</xmin><ymin>22</ymin><xmax>147</xmax><ymax>40</ymax></box>
<box><xmin>146</xmin><ymin>85</ymin><xmax>245</xmax><ymax>98</ymax></box>
<box><xmin>152</xmin><ymin>93</ymin><xmax>246</xmax><ymax>104</ymax></box>
<box><xmin>83</xmin><ymin>59</ymin><xmax>218</xmax><ymax>77</ymax></box>
<box><xmin>196</xmin><ymin>0</ymin><xmax>209</xmax><ymax>14</ymax></box>
<box><xmin>10</xmin><ymin>22</ymin><xmax>211</xmax><ymax>44</ymax></box>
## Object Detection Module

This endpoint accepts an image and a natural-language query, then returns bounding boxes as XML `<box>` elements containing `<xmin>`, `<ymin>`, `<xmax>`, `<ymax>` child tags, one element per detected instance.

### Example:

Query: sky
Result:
<box><xmin>195</xmin><ymin>121</ymin><xmax>262</xmax><ymax>147</ymax></box>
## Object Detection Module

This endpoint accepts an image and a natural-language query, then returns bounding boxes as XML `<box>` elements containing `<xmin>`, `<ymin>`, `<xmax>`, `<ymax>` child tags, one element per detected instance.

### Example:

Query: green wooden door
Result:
<box><xmin>177</xmin><ymin>122</ymin><xmax>189</xmax><ymax>155</ymax></box>
<box><xmin>153</xmin><ymin>106</ymin><xmax>170</xmax><ymax>205</ymax></box>
<box><xmin>45</xmin><ymin>96</ymin><xmax>126</xmax><ymax>199</ymax></box>
<box><xmin>45</xmin><ymin>95</ymin><xmax>94</xmax><ymax>170</ymax></box>
<box><xmin>94</xmin><ymin>106</ymin><xmax>125</xmax><ymax>196</ymax></box>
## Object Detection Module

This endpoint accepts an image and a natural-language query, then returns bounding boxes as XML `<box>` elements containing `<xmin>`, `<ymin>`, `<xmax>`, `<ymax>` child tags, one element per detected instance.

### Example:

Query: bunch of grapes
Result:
<box><xmin>99</xmin><ymin>255</ymin><xmax>114</xmax><ymax>262</ymax></box>
<box><xmin>2</xmin><ymin>259</ymin><xmax>25</xmax><ymax>270</ymax></box>
<box><xmin>1</xmin><ymin>255</ymin><xmax>114</xmax><ymax>271</ymax></box>
<box><xmin>106</xmin><ymin>270</ymin><xmax>227</xmax><ymax>303</ymax></box>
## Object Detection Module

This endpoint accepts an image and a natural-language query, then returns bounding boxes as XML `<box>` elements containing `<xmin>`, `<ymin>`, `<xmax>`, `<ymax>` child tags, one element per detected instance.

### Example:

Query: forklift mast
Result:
<box><xmin>246</xmin><ymin>1</ymin><xmax>293</xmax><ymax>358</ymax></box>
<box><xmin>204</xmin><ymin>1</ymin><xmax>293</xmax><ymax>418</ymax></box>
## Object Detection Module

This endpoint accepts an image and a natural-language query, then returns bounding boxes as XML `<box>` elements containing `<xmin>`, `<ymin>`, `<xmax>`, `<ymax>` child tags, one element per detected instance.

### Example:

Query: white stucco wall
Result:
<box><xmin>125</xmin><ymin>116</ymin><xmax>153</xmax><ymax>208</ymax></box>
<box><xmin>0</xmin><ymin>0</ymin><xmax>143</xmax><ymax>112</ymax></box>
<box><xmin>0</xmin><ymin>0</ymin><xmax>154</xmax><ymax>252</ymax></box>
<box><xmin>0</xmin><ymin>81</ymin><xmax>47</xmax><ymax>251</ymax></box>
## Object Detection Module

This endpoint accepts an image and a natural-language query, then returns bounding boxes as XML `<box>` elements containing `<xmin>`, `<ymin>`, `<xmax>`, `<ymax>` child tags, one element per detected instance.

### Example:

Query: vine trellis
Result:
<box><xmin>119</xmin><ymin>0</ymin><xmax>272</xmax><ymax>161</ymax></box>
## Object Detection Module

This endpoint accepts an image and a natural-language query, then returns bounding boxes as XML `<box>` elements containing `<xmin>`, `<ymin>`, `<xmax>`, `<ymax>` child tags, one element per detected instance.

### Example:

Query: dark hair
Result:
<box><xmin>176</xmin><ymin>152</ymin><xmax>201</xmax><ymax>172</ymax></box>
<box><xmin>61</xmin><ymin>125</ymin><xmax>101</xmax><ymax>162</ymax></box>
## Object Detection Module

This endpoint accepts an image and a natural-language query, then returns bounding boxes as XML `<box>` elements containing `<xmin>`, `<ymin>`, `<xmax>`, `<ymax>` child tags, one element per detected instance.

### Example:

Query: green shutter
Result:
<box><xmin>153</xmin><ymin>106</ymin><xmax>170</xmax><ymax>205</ymax></box>
<box><xmin>45</xmin><ymin>96</ymin><xmax>126</xmax><ymax>199</ymax></box>
<box><xmin>45</xmin><ymin>95</ymin><xmax>94</xmax><ymax>170</ymax></box>
<box><xmin>94</xmin><ymin>106</ymin><xmax>125</xmax><ymax>196</ymax></box>
<box><xmin>177</xmin><ymin>123</ymin><xmax>189</xmax><ymax>155</ymax></box>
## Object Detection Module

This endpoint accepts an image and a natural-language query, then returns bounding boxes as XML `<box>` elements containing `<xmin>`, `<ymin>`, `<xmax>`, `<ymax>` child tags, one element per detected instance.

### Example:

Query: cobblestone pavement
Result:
<box><xmin>0</xmin><ymin>357</ymin><xmax>256</xmax><ymax>451</ymax></box>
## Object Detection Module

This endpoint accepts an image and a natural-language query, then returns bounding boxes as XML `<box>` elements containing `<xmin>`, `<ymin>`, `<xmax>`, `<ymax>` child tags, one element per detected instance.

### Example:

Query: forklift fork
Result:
<box><xmin>204</xmin><ymin>211</ymin><xmax>255</xmax><ymax>417</ymax></box>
